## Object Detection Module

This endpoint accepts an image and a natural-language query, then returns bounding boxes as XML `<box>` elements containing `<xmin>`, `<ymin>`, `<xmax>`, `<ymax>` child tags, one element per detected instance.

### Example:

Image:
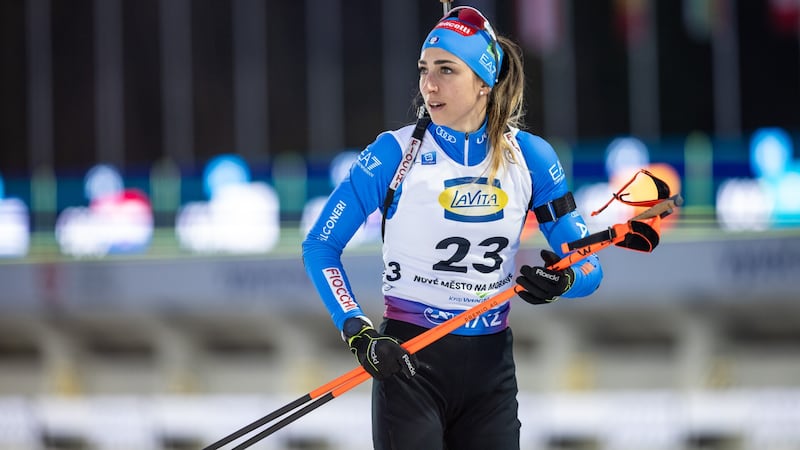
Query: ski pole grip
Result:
<box><xmin>631</xmin><ymin>194</ymin><xmax>683</xmax><ymax>221</ymax></box>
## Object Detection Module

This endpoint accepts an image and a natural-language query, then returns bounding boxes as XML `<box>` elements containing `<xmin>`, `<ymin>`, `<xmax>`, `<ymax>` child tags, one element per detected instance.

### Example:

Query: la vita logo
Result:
<box><xmin>438</xmin><ymin>177</ymin><xmax>507</xmax><ymax>222</ymax></box>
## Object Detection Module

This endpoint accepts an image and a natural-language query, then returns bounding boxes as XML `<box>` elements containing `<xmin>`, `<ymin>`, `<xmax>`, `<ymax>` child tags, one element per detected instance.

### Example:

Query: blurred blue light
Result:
<box><xmin>604</xmin><ymin>136</ymin><xmax>650</xmax><ymax>178</ymax></box>
<box><xmin>84</xmin><ymin>164</ymin><xmax>125</xmax><ymax>201</ymax></box>
<box><xmin>203</xmin><ymin>154</ymin><xmax>251</xmax><ymax>199</ymax></box>
<box><xmin>750</xmin><ymin>127</ymin><xmax>792</xmax><ymax>180</ymax></box>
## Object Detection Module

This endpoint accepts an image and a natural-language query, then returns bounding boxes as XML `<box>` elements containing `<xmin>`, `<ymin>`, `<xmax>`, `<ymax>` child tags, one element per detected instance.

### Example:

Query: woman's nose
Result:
<box><xmin>421</xmin><ymin>75</ymin><xmax>437</xmax><ymax>93</ymax></box>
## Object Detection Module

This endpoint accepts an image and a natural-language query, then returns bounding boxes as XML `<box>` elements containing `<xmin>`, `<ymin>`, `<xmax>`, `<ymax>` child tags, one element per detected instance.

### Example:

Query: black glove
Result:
<box><xmin>516</xmin><ymin>249</ymin><xmax>574</xmax><ymax>305</ymax></box>
<box><xmin>343</xmin><ymin>317</ymin><xmax>417</xmax><ymax>380</ymax></box>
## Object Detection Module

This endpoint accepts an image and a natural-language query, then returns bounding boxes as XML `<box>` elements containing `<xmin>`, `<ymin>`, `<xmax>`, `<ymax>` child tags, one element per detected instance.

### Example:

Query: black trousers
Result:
<box><xmin>372</xmin><ymin>319</ymin><xmax>521</xmax><ymax>450</ymax></box>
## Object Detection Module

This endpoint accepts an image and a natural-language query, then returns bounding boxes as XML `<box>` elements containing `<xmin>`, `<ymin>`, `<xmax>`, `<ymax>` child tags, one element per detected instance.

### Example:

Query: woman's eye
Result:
<box><xmin>418</xmin><ymin>67</ymin><xmax>428</xmax><ymax>75</ymax></box>
<box><xmin>440</xmin><ymin>67</ymin><xmax>453</xmax><ymax>74</ymax></box>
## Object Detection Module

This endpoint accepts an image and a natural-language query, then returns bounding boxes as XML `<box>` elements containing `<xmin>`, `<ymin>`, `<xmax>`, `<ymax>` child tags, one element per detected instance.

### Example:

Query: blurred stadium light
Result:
<box><xmin>0</xmin><ymin>172</ymin><xmax>30</xmax><ymax>257</ymax></box>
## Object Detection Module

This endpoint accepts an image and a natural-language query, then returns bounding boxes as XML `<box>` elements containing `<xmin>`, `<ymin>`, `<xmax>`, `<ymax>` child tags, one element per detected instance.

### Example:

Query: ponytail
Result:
<box><xmin>485</xmin><ymin>36</ymin><xmax>526</xmax><ymax>182</ymax></box>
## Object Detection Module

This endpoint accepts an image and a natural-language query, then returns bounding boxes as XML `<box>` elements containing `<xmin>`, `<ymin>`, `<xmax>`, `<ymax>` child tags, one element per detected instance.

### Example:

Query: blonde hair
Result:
<box><xmin>484</xmin><ymin>36</ymin><xmax>526</xmax><ymax>183</ymax></box>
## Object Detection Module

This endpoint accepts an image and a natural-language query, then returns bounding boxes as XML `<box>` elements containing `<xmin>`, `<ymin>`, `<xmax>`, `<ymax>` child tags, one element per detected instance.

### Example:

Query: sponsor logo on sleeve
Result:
<box><xmin>549</xmin><ymin>161</ymin><xmax>565</xmax><ymax>184</ymax></box>
<box><xmin>323</xmin><ymin>267</ymin><xmax>358</xmax><ymax>312</ymax></box>
<box><xmin>576</xmin><ymin>220</ymin><xmax>589</xmax><ymax>237</ymax></box>
<box><xmin>318</xmin><ymin>200</ymin><xmax>346</xmax><ymax>242</ymax></box>
<box><xmin>356</xmin><ymin>150</ymin><xmax>382</xmax><ymax>175</ymax></box>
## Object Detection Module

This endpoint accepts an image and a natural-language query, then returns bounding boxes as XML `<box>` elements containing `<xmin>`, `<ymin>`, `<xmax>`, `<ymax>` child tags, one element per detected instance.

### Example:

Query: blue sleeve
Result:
<box><xmin>301</xmin><ymin>132</ymin><xmax>403</xmax><ymax>330</ymax></box>
<box><xmin>516</xmin><ymin>131</ymin><xmax>603</xmax><ymax>298</ymax></box>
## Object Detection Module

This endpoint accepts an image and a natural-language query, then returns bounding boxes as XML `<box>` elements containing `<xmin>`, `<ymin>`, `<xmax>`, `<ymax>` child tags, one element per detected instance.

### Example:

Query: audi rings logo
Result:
<box><xmin>436</xmin><ymin>126</ymin><xmax>457</xmax><ymax>143</ymax></box>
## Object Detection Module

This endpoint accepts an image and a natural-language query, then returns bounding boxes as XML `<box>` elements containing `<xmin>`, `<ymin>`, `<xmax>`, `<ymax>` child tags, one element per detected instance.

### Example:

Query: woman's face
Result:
<box><xmin>418</xmin><ymin>47</ymin><xmax>488</xmax><ymax>133</ymax></box>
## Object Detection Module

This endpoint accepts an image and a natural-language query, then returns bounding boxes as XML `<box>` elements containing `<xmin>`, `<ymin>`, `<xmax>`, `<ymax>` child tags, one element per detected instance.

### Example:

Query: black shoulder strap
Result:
<box><xmin>381</xmin><ymin>111</ymin><xmax>431</xmax><ymax>240</ymax></box>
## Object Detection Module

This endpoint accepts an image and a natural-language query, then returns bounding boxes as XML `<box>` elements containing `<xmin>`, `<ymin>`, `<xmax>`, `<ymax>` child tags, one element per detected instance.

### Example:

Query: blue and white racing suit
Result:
<box><xmin>302</xmin><ymin>120</ymin><xmax>602</xmax><ymax>336</ymax></box>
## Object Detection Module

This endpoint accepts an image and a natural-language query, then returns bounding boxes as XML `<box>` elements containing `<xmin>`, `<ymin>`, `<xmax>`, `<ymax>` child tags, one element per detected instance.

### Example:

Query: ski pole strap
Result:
<box><xmin>381</xmin><ymin>114</ymin><xmax>431</xmax><ymax>239</ymax></box>
<box><xmin>533</xmin><ymin>191</ymin><xmax>576</xmax><ymax>223</ymax></box>
<box><xmin>561</xmin><ymin>217</ymin><xmax>663</xmax><ymax>255</ymax></box>
<box><xmin>562</xmin><ymin>226</ymin><xmax>618</xmax><ymax>253</ymax></box>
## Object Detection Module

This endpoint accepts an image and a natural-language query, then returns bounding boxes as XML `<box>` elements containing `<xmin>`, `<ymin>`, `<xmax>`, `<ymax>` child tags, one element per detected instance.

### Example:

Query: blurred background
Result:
<box><xmin>0</xmin><ymin>0</ymin><xmax>799</xmax><ymax>449</ymax></box>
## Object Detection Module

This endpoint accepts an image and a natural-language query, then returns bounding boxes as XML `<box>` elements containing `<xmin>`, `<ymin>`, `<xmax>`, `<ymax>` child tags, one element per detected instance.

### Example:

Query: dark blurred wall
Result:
<box><xmin>0</xmin><ymin>0</ymin><xmax>29</xmax><ymax>174</ymax></box>
<box><xmin>0</xmin><ymin>0</ymin><xmax>798</xmax><ymax>176</ymax></box>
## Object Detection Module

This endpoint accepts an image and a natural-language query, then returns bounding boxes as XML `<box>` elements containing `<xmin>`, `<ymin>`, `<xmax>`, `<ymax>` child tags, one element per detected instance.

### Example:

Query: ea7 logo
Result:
<box><xmin>357</xmin><ymin>151</ymin><xmax>382</xmax><ymax>171</ymax></box>
<box><xmin>549</xmin><ymin>161</ymin><xmax>566</xmax><ymax>184</ymax></box>
<box><xmin>479</xmin><ymin>53</ymin><xmax>496</xmax><ymax>77</ymax></box>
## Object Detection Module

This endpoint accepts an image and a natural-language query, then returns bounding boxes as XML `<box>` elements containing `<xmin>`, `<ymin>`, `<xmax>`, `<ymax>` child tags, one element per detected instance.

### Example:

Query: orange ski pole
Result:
<box><xmin>207</xmin><ymin>195</ymin><xmax>682</xmax><ymax>449</ymax></box>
